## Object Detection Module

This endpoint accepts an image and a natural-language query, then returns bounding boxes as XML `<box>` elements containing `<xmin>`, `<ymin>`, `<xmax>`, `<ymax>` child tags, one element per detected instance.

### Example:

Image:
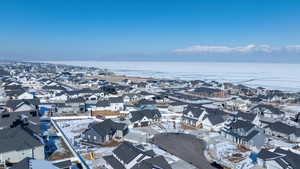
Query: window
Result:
<box><xmin>94</xmin><ymin>136</ymin><xmax>97</xmax><ymax>140</ymax></box>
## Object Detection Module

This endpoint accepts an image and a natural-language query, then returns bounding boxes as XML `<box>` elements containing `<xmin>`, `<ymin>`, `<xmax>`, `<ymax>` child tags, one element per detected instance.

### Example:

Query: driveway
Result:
<box><xmin>151</xmin><ymin>133</ymin><xmax>215</xmax><ymax>169</ymax></box>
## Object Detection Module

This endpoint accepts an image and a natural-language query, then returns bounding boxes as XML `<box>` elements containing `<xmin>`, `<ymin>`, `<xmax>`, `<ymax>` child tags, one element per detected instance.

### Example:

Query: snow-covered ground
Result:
<box><xmin>56</xmin><ymin>118</ymin><xmax>183</xmax><ymax>168</ymax></box>
<box><xmin>207</xmin><ymin>138</ymin><xmax>253</xmax><ymax>169</ymax></box>
<box><xmin>268</xmin><ymin>138</ymin><xmax>297</xmax><ymax>149</ymax></box>
<box><xmin>48</xmin><ymin>61</ymin><xmax>300</xmax><ymax>92</ymax></box>
<box><xmin>282</xmin><ymin>105</ymin><xmax>300</xmax><ymax>113</ymax></box>
<box><xmin>57</xmin><ymin>118</ymin><xmax>96</xmax><ymax>140</ymax></box>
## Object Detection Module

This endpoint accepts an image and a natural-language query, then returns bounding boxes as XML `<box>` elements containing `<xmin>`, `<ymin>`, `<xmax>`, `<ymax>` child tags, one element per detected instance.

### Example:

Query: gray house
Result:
<box><xmin>222</xmin><ymin>119</ymin><xmax>266</xmax><ymax>149</ymax></box>
<box><xmin>0</xmin><ymin>126</ymin><xmax>44</xmax><ymax>163</ymax></box>
<box><xmin>103</xmin><ymin>142</ymin><xmax>171</xmax><ymax>169</ymax></box>
<box><xmin>82</xmin><ymin>119</ymin><xmax>128</xmax><ymax>145</ymax></box>
<box><xmin>129</xmin><ymin>109</ymin><xmax>161</xmax><ymax>127</ymax></box>
<box><xmin>257</xmin><ymin>148</ymin><xmax>300</xmax><ymax>169</ymax></box>
<box><xmin>181</xmin><ymin>107</ymin><xmax>206</xmax><ymax>128</ymax></box>
<box><xmin>264</xmin><ymin>121</ymin><xmax>300</xmax><ymax>142</ymax></box>
<box><xmin>168</xmin><ymin>101</ymin><xmax>187</xmax><ymax>113</ymax></box>
<box><xmin>235</xmin><ymin>111</ymin><xmax>261</xmax><ymax>126</ymax></box>
<box><xmin>251</xmin><ymin>104</ymin><xmax>285</xmax><ymax>119</ymax></box>
<box><xmin>11</xmin><ymin>157</ymin><xmax>59</xmax><ymax>169</ymax></box>
<box><xmin>5</xmin><ymin>99</ymin><xmax>39</xmax><ymax>113</ymax></box>
<box><xmin>0</xmin><ymin>111</ymin><xmax>40</xmax><ymax>135</ymax></box>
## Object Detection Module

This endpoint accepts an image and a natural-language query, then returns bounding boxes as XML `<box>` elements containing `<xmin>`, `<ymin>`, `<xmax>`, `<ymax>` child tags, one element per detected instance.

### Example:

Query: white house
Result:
<box><xmin>0</xmin><ymin>127</ymin><xmax>44</xmax><ymax>163</ymax></box>
<box><xmin>168</xmin><ymin>101</ymin><xmax>187</xmax><ymax>113</ymax></box>
<box><xmin>202</xmin><ymin>114</ymin><xmax>227</xmax><ymax>131</ymax></box>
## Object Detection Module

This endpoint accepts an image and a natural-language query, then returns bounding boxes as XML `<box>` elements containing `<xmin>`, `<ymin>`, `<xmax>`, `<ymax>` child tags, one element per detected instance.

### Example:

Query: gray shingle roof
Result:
<box><xmin>131</xmin><ymin>155</ymin><xmax>172</xmax><ymax>169</ymax></box>
<box><xmin>274</xmin><ymin>148</ymin><xmax>300</xmax><ymax>168</ymax></box>
<box><xmin>103</xmin><ymin>155</ymin><xmax>126</xmax><ymax>169</ymax></box>
<box><xmin>265</xmin><ymin>121</ymin><xmax>300</xmax><ymax>136</ymax></box>
<box><xmin>205</xmin><ymin>114</ymin><xmax>225</xmax><ymax>125</ymax></box>
<box><xmin>11</xmin><ymin>157</ymin><xmax>31</xmax><ymax>169</ymax></box>
<box><xmin>236</xmin><ymin>112</ymin><xmax>257</xmax><ymax>122</ymax></box>
<box><xmin>109</xmin><ymin>97</ymin><xmax>123</xmax><ymax>103</ymax></box>
<box><xmin>0</xmin><ymin>126</ymin><xmax>43</xmax><ymax>153</ymax></box>
<box><xmin>113</xmin><ymin>142</ymin><xmax>144</xmax><ymax>164</ymax></box>
<box><xmin>96</xmin><ymin>100</ymin><xmax>110</xmax><ymax>107</ymax></box>
<box><xmin>84</xmin><ymin>119</ymin><xmax>127</xmax><ymax>137</ymax></box>
<box><xmin>228</xmin><ymin>119</ymin><xmax>255</xmax><ymax>132</ymax></box>
<box><xmin>6</xmin><ymin>99</ymin><xmax>40</xmax><ymax>111</ymax></box>
<box><xmin>130</xmin><ymin>109</ymin><xmax>161</xmax><ymax>123</ymax></box>
<box><xmin>0</xmin><ymin>111</ymin><xmax>40</xmax><ymax>130</ymax></box>
<box><xmin>257</xmin><ymin>149</ymin><xmax>285</xmax><ymax>160</ymax></box>
<box><xmin>183</xmin><ymin>107</ymin><xmax>205</xmax><ymax>118</ymax></box>
<box><xmin>252</xmin><ymin>104</ymin><xmax>284</xmax><ymax>115</ymax></box>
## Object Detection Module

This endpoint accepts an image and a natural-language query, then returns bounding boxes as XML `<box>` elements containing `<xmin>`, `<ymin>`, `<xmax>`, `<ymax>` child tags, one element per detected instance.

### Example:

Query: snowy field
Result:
<box><xmin>48</xmin><ymin>61</ymin><xmax>300</xmax><ymax>92</ymax></box>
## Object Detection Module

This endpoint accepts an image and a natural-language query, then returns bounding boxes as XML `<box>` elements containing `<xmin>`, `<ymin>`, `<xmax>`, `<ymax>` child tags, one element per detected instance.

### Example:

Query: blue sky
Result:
<box><xmin>0</xmin><ymin>0</ymin><xmax>300</xmax><ymax>62</ymax></box>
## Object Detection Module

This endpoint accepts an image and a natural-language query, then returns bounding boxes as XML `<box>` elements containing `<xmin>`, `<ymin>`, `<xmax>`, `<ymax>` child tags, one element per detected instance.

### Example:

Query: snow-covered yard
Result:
<box><xmin>207</xmin><ymin>140</ymin><xmax>253</xmax><ymax>169</ymax></box>
<box><xmin>56</xmin><ymin>118</ymin><xmax>97</xmax><ymax>140</ymax></box>
<box><xmin>55</xmin><ymin>118</ymin><xmax>182</xmax><ymax>168</ymax></box>
<box><xmin>268</xmin><ymin>138</ymin><xmax>297</xmax><ymax>149</ymax></box>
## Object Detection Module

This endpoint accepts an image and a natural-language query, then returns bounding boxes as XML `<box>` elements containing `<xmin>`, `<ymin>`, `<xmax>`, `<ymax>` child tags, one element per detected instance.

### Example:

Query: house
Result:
<box><xmin>109</xmin><ymin>97</ymin><xmax>124</xmax><ymax>111</ymax></box>
<box><xmin>16</xmin><ymin>91</ymin><xmax>34</xmax><ymax>100</ymax></box>
<box><xmin>53</xmin><ymin>160</ymin><xmax>73</xmax><ymax>169</ymax></box>
<box><xmin>50</xmin><ymin>92</ymin><xmax>68</xmax><ymax>102</ymax></box>
<box><xmin>0</xmin><ymin>126</ymin><xmax>44</xmax><ymax>163</ymax></box>
<box><xmin>181</xmin><ymin>107</ymin><xmax>207</xmax><ymax>128</ymax></box>
<box><xmin>168</xmin><ymin>101</ymin><xmax>187</xmax><ymax>113</ymax></box>
<box><xmin>202</xmin><ymin>112</ymin><xmax>228</xmax><ymax>131</ymax></box>
<box><xmin>264</xmin><ymin>121</ymin><xmax>300</xmax><ymax>142</ymax></box>
<box><xmin>235</xmin><ymin>111</ymin><xmax>261</xmax><ymax>126</ymax></box>
<box><xmin>191</xmin><ymin>87</ymin><xmax>227</xmax><ymax>98</ymax></box>
<box><xmin>224</xmin><ymin>97</ymin><xmax>251</xmax><ymax>111</ymax></box>
<box><xmin>82</xmin><ymin>119</ymin><xmax>128</xmax><ymax>145</ymax></box>
<box><xmin>6</xmin><ymin>99</ymin><xmax>39</xmax><ymax>112</ymax></box>
<box><xmin>0</xmin><ymin>111</ymin><xmax>40</xmax><ymax>130</ymax></box>
<box><xmin>11</xmin><ymin>157</ymin><xmax>59</xmax><ymax>169</ymax></box>
<box><xmin>138</xmin><ymin>91</ymin><xmax>155</xmax><ymax>100</ymax></box>
<box><xmin>129</xmin><ymin>109</ymin><xmax>161</xmax><ymax>127</ymax></box>
<box><xmin>65</xmin><ymin>97</ymin><xmax>86</xmax><ymax>113</ymax></box>
<box><xmin>121</xmin><ymin>79</ymin><xmax>131</xmax><ymax>85</ymax></box>
<box><xmin>86</xmin><ymin>94</ymin><xmax>98</xmax><ymax>101</ymax></box>
<box><xmin>103</xmin><ymin>142</ymin><xmax>171</xmax><ymax>169</ymax></box>
<box><xmin>0</xmin><ymin>69</ymin><xmax>10</xmax><ymax>77</ymax></box>
<box><xmin>251</xmin><ymin>104</ymin><xmax>285</xmax><ymax>119</ymax></box>
<box><xmin>93</xmin><ymin>100</ymin><xmax>111</xmax><ymax>111</ymax></box>
<box><xmin>55</xmin><ymin>97</ymin><xmax>86</xmax><ymax>114</ymax></box>
<box><xmin>4</xmin><ymin>84</ymin><xmax>24</xmax><ymax>91</ymax></box>
<box><xmin>92</xmin><ymin>97</ymin><xmax>124</xmax><ymax>112</ymax></box>
<box><xmin>136</xmin><ymin>99</ymin><xmax>156</xmax><ymax>110</ymax></box>
<box><xmin>152</xmin><ymin>95</ymin><xmax>168</xmax><ymax>103</ymax></box>
<box><xmin>257</xmin><ymin>148</ymin><xmax>300</xmax><ymax>169</ymax></box>
<box><xmin>123</xmin><ymin>94</ymin><xmax>140</xmax><ymax>104</ymax></box>
<box><xmin>5</xmin><ymin>89</ymin><xmax>27</xmax><ymax>99</ymax></box>
<box><xmin>42</xmin><ymin>85</ymin><xmax>66</xmax><ymax>94</ymax></box>
<box><xmin>222</xmin><ymin>119</ymin><xmax>266</xmax><ymax>149</ymax></box>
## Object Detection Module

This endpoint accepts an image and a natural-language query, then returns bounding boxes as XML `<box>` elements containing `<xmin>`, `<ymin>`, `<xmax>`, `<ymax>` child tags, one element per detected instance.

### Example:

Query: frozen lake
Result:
<box><xmin>47</xmin><ymin>61</ymin><xmax>300</xmax><ymax>92</ymax></box>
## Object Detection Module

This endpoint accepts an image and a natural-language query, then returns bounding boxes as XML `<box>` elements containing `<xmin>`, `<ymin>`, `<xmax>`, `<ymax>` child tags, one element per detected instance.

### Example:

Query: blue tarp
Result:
<box><xmin>250</xmin><ymin>152</ymin><xmax>257</xmax><ymax>164</ymax></box>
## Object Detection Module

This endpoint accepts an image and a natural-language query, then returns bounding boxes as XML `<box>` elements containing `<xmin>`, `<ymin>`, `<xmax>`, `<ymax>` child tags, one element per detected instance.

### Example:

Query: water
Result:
<box><xmin>47</xmin><ymin>61</ymin><xmax>300</xmax><ymax>92</ymax></box>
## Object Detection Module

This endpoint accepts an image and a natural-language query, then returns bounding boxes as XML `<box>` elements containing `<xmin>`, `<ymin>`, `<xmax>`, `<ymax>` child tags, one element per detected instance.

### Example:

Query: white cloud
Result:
<box><xmin>172</xmin><ymin>44</ymin><xmax>300</xmax><ymax>54</ymax></box>
<box><xmin>286</xmin><ymin>45</ymin><xmax>300</xmax><ymax>52</ymax></box>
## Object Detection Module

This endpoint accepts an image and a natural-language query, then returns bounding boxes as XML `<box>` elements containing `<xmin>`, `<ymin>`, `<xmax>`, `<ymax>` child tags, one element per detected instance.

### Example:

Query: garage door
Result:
<box><xmin>141</xmin><ymin>121</ymin><xmax>149</xmax><ymax>127</ymax></box>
